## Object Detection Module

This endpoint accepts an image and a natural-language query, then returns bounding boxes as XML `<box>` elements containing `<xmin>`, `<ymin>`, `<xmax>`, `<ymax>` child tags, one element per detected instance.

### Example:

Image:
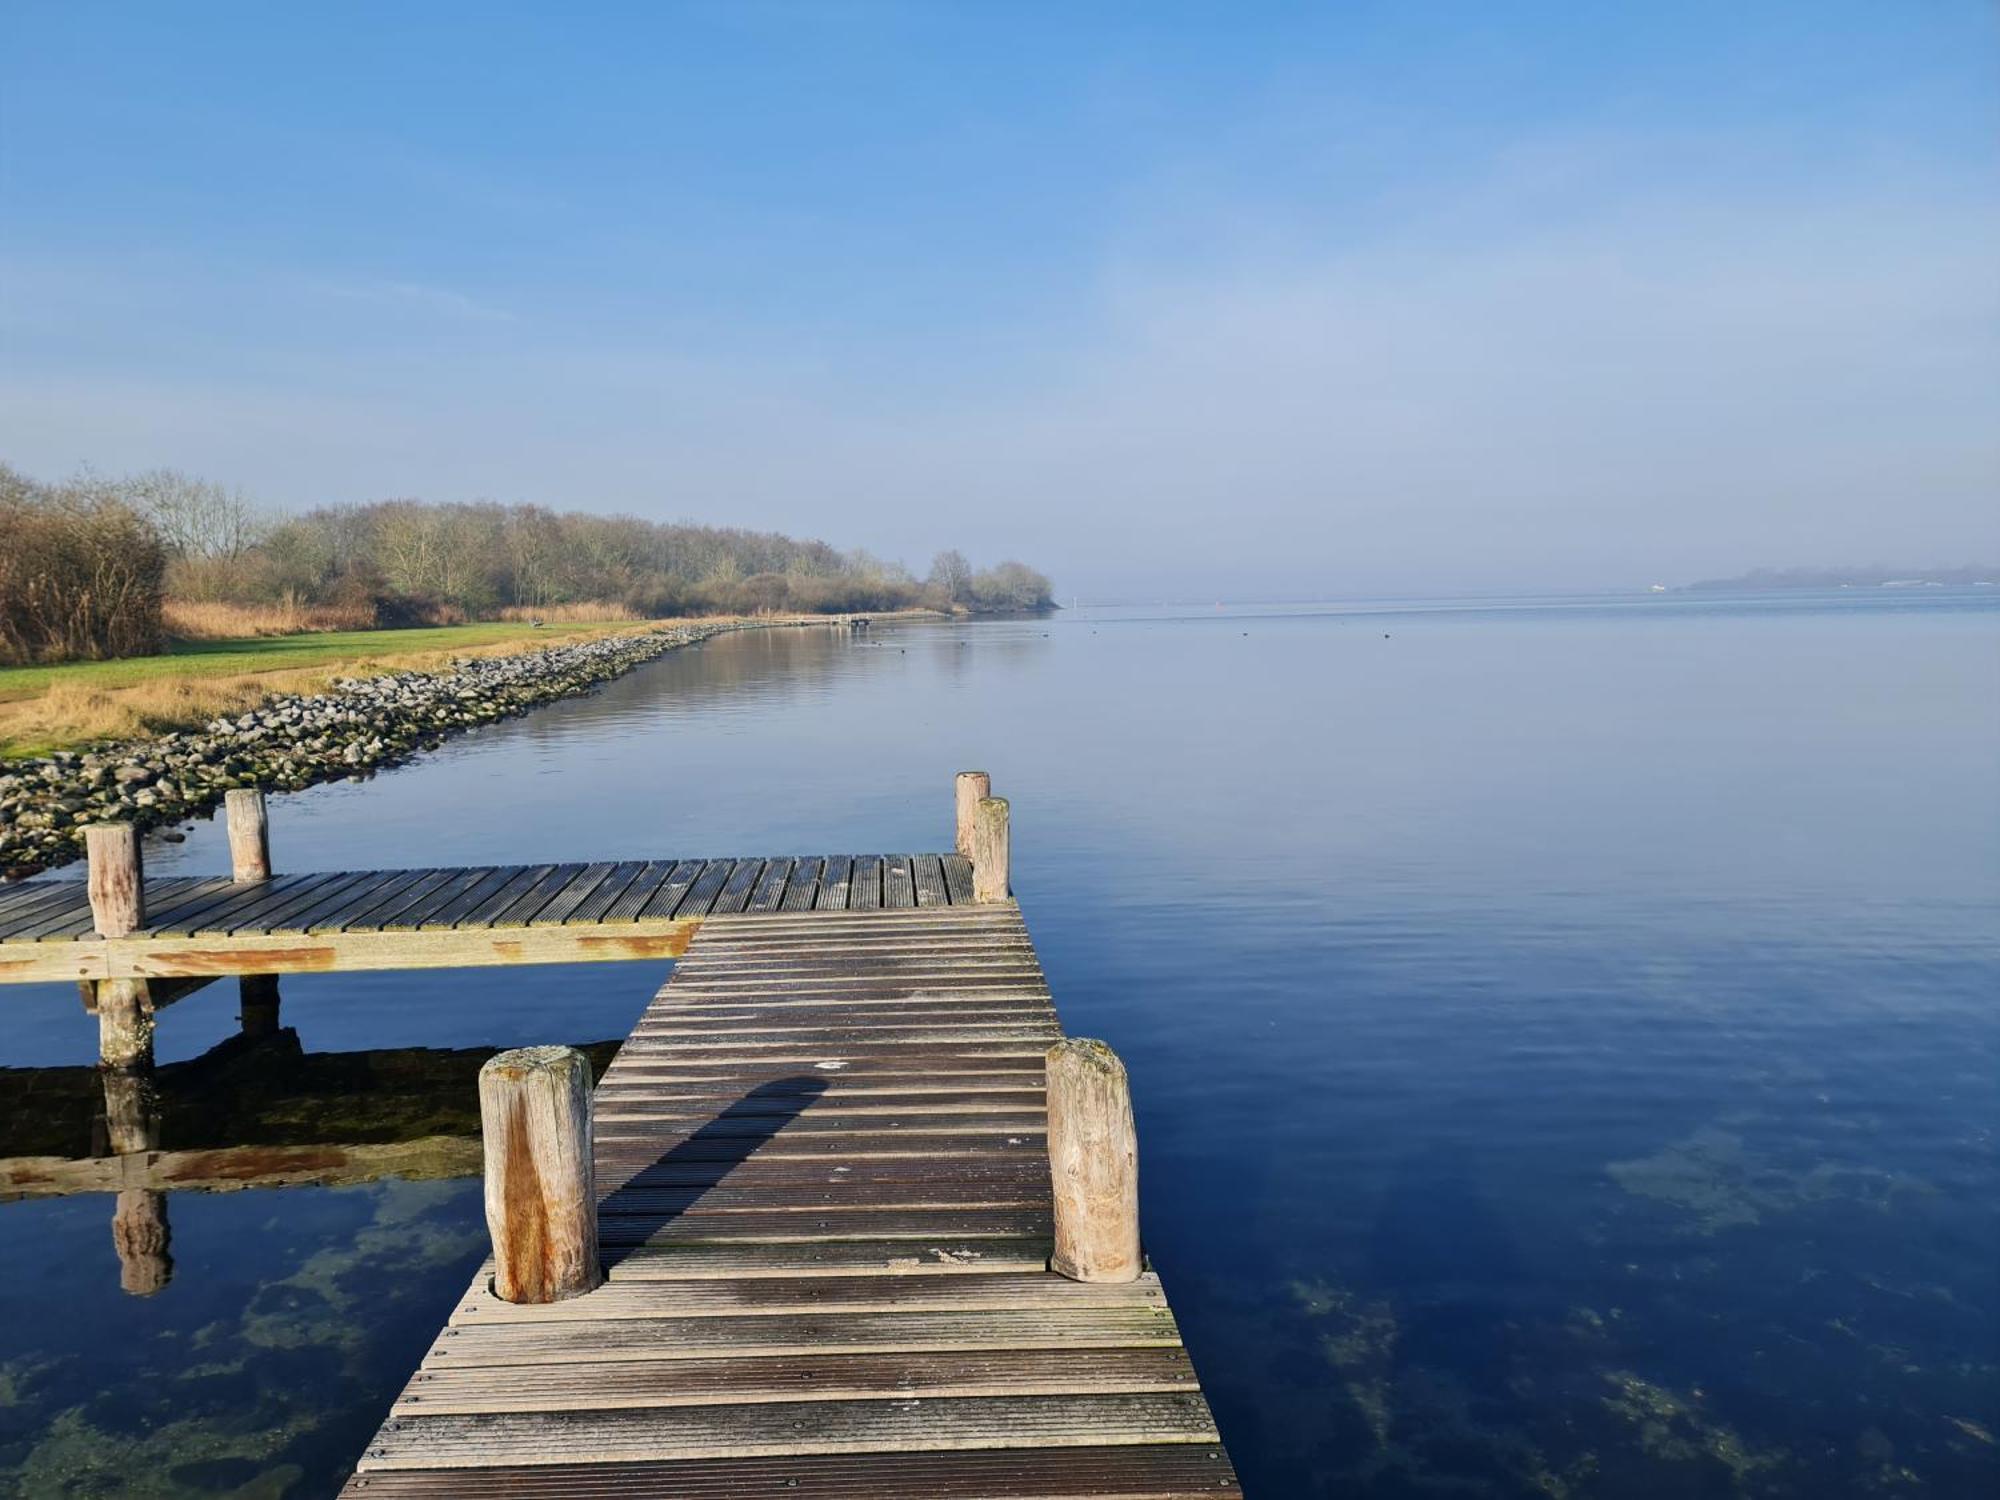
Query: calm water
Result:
<box><xmin>0</xmin><ymin>593</ymin><xmax>1994</xmax><ymax>1498</ymax></box>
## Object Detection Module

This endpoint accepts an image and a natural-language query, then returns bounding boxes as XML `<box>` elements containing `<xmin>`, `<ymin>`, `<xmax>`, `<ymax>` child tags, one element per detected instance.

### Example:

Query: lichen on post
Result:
<box><xmin>971</xmin><ymin>794</ymin><xmax>1010</xmax><ymax>903</ymax></box>
<box><xmin>954</xmin><ymin>770</ymin><xmax>991</xmax><ymax>856</ymax></box>
<box><xmin>478</xmin><ymin>1044</ymin><xmax>602</xmax><ymax>1304</ymax></box>
<box><xmin>1045</xmin><ymin>1036</ymin><xmax>1142</xmax><ymax>1283</ymax></box>
<box><xmin>224</xmin><ymin>788</ymin><xmax>271</xmax><ymax>882</ymax></box>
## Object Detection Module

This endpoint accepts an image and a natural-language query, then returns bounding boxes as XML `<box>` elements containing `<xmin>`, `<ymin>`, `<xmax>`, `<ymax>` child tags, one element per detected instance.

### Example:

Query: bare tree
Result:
<box><xmin>929</xmin><ymin>549</ymin><xmax>973</xmax><ymax>603</ymax></box>
<box><xmin>122</xmin><ymin>468</ymin><xmax>262</xmax><ymax>560</ymax></box>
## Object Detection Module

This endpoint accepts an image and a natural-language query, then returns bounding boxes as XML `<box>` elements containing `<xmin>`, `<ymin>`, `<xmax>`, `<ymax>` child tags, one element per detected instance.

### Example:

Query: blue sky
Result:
<box><xmin>3</xmin><ymin>2</ymin><xmax>1994</xmax><ymax>597</ymax></box>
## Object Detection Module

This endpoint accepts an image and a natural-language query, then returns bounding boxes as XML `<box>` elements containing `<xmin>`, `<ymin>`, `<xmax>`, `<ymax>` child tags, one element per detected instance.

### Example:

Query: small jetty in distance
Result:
<box><xmin>0</xmin><ymin>777</ymin><xmax>1239</xmax><ymax>1497</ymax></box>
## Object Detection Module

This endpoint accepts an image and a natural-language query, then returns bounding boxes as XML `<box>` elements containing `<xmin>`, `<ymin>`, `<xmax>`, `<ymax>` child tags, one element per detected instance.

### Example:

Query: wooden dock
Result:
<box><xmin>0</xmin><ymin>780</ymin><xmax>1240</xmax><ymax>1493</ymax></box>
<box><xmin>338</xmin><ymin>904</ymin><xmax>1238</xmax><ymax>1496</ymax></box>
<box><xmin>0</xmin><ymin>852</ymin><xmax>982</xmax><ymax>984</ymax></box>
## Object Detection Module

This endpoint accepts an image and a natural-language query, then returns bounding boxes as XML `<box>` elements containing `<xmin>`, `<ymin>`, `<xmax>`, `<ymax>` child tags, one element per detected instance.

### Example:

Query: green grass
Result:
<box><xmin>0</xmin><ymin>622</ymin><xmax>623</xmax><ymax>703</ymax></box>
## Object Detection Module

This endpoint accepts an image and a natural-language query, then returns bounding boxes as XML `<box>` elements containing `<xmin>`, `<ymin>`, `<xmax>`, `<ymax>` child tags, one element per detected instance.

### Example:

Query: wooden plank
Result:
<box><xmin>913</xmin><ymin>854</ymin><xmax>950</xmax><ymax>907</ymax></box>
<box><xmin>943</xmin><ymin>852</ymin><xmax>976</xmax><ymax>904</ymax></box>
<box><xmin>410</xmin><ymin>1307</ymin><xmax>1178</xmax><ymax>1371</ymax></box>
<box><xmin>599</xmin><ymin>1239</ymin><xmax>1054</xmax><ymax>1280</ymax></box>
<box><xmin>636</xmin><ymin>860</ymin><xmax>707</xmax><ymax>921</ymax></box>
<box><xmin>599</xmin><ymin>861</ymin><xmax>678</xmax><ymax>922</ymax></box>
<box><xmin>0</xmin><ymin>882</ymin><xmax>97</xmax><ymax>938</ymax></box>
<box><xmin>358</xmin><ymin>1392</ymin><xmax>1218</xmax><ymax>1469</ymax></box>
<box><xmin>348</xmin><ymin>868</ymin><xmax>475</xmax><ymax>931</ymax></box>
<box><xmin>258</xmin><ymin>871</ymin><xmax>389</xmax><ymax>934</ymax></box>
<box><xmin>745</xmin><ymin>859</ymin><xmax>795</xmax><ymax>914</ymax></box>
<box><xmin>386</xmin><ymin>867</ymin><xmax>510</xmax><ymax>930</ymax></box>
<box><xmin>563</xmin><ymin>861</ymin><xmax>651</xmax><ymax>925</ymax></box>
<box><xmin>200</xmin><ymin>873</ymin><xmax>358</xmax><ymax>935</ymax></box>
<box><xmin>881</xmin><ymin>856</ymin><xmax>916</xmax><ymax>909</ymax></box>
<box><xmin>814</xmin><ymin>856</ymin><xmax>852</xmax><ymax>911</ymax></box>
<box><xmin>488</xmin><ymin>863</ymin><xmax>591</xmax><ymax>928</ymax></box>
<box><xmin>339</xmin><ymin>1444</ymin><xmax>1241</xmax><ymax>1498</ymax></box>
<box><xmin>673</xmin><ymin>860</ymin><xmax>736</xmax><ymax>918</ymax></box>
<box><xmin>709</xmin><ymin>860</ymin><xmax>764</xmax><ymax>915</ymax></box>
<box><xmin>455</xmin><ymin>1272</ymin><xmax>1164</xmax><ymax>1324</ymax></box>
<box><xmin>394</xmin><ymin>1347</ymin><xmax>1202</xmax><ymax>1415</ymax></box>
<box><xmin>4</xmin><ymin>889</ymin><xmax>103</xmax><ymax>941</ymax></box>
<box><xmin>530</xmin><ymin>863</ymin><xmax>621</xmax><ymax>927</ymax></box>
<box><xmin>442</xmin><ymin>866</ymin><xmax>555</xmax><ymax>930</ymax></box>
<box><xmin>778</xmin><ymin>857</ymin><xmax>823</xmax><ymax>912</ymax></box>
<box><xmin>300</xmin><ymin>867</ymin><xmax>440</xmax><ymax>933</ymax></box>
<box><xmin>848</xmin><ymin>856</ymin><xmax>882</xmax><ymax>910</ymax></box>
<box><xmin>598</xmin><ymin>1207</ymin><xmax>1053</xmax><ymax>1246</ymax></box>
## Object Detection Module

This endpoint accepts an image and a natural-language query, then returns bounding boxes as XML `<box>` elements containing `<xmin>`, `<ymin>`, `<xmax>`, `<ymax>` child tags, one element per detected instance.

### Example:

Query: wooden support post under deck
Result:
<box><xmin>225</xmin><ymin>788</ymin><xmax>272</xmax><ymax>883</ymax></box>
<box><xmin>478</xmin><ymin>1045</ymin><xmax>602</xmax><ymax>1304</ymax></box>
<box><xmin>954</xmin><ymin>769</ymin><xmax>991</xmax><ymax>856</ymax></box>
<box><xmin>226</xmin><ymin>791</ymin><xmax>281</xmax><ymax>1034</ymax></box>
<box><xmin>1046</xmin><ymin>1037</ymin><xmax>1143</xmax><ymax>1283</ymax></box>
<box><xmin>239</xmin><ymin>974</ymin><xmax>282</xmax><ymax>1037</ymax></box>
<box><xmin>86</xmin><ymin>825</ymin><xmax>154</xmax><ymax>1069</ymax></box>
<box><xmin>970</xmin><ymin>794</ymin><xmax>1011</xmax><ymax>902</ymax></box>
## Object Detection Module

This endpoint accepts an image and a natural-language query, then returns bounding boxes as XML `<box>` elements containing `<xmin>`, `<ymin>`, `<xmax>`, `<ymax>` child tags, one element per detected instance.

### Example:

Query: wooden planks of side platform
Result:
<box><xmin>339</xmin><ymin>905</ymin><xmax>1239</xmax><ymax>1498</ymax></box>
<box><xmin>0</xmin><ymin>854</ymin><xmax>977</xmax><ymax>984</ymax></box>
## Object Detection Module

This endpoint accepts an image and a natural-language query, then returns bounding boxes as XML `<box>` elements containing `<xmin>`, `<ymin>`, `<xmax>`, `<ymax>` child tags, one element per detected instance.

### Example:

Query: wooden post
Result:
<box><xmin>1045</xmin><ymin>1037</ymin><xmax>1141</xmax><ymax>1283</ymax></box>
<box><xmin>954</xmin><ymin>770</ymin><xmax>991</xmax><ymax>857</ymax></box>
<box><xmin>970</xmin><ymin>795</ymin><xmax>1010</xmax><ymax>902</ymax></box>
<box><xmin>478</xmin><ymin>1045</ymin><xmax>602</xmax><ymax>1304</ymax></box>
<box><xmin>225</xmin><ymin>788</ymin><xmax>271</xmax><ymax>882</ymax></box>
<box><xmin>85</xmin><ymin>823</ymin><xmax>143</xmax><ymax>937</ymax></box>
<box><xmin>239</xmin><ymin>974</ymin><xmax>282</xmax><ymax>1037</ymax></box>
<box><xmin>86</xmin><ymin>825</ymin><xmax>154</xmax><ymax>1069</ymax></box>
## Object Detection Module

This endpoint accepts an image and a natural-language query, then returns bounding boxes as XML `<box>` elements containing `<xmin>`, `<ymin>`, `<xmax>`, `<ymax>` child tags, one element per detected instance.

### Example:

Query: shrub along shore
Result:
<box><xmin>0</xmin><ymin>621</ymin><xmax>748</xmax><ymax>878</ymax></box>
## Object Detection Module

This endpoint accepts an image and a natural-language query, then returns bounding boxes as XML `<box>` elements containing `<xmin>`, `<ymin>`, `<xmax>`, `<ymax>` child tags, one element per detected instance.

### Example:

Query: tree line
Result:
<box><xmin>0</xmin><ymin>461</ymin><xmax>1055</xmax><ymax>664</ymax></box>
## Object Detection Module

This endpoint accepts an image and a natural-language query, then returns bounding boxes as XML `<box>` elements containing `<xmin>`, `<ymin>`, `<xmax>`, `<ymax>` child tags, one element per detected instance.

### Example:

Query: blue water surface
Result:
<box><xmin>0</xmin><ymin>590</ymin><xmax>1993</xmax><ymax>1497</ymax></box>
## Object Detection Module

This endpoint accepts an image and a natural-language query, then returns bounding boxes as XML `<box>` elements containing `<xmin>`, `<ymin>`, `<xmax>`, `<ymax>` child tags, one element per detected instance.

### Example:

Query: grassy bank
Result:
<box><xmin>0</xmin><ymin>620</ymin><xmax>653</xmax><ymax>759</ymax></box>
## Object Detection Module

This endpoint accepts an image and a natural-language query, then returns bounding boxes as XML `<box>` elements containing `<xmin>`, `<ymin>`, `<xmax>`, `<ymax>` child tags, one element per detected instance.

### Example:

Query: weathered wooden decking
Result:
<box><xmin>339</xmin><ymin>903</ymin><xmax>1239</xmax><ymax>1497</ymax></box>
<box><xmin>0</xmin><ymin>855</ymin><xmax>977</xmax><ymax>983</ymax></box>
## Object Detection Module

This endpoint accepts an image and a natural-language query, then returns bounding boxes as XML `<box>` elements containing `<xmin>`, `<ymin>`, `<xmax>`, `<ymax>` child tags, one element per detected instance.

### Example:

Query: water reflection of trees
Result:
<box><xmin>0</xmin><ymin>985</ymin><xmax>615</xmax><ymax>1296</ymax></box>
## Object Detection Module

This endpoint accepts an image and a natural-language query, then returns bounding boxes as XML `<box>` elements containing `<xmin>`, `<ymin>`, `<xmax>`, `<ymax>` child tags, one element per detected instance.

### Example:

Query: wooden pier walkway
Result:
<box><xmin>0</xmin><ymin>781</ymin><xmax>1239</xmax><ymax>1493</ymax></box>
<box><xmin>0</xmin><ymin>853</ymin><xmax>981</xmax><ymax>983</ymax></box>
<box><xmin>339</xmin><ymin>902</ymin><xmax>1238</xmax><ymax>1496</ymax></box>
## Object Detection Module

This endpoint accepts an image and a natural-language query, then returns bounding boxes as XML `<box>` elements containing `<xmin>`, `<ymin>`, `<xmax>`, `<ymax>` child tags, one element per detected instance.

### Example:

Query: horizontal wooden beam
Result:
<box><xmin>0</xmin><ymin>1134</ymin><xmax>482</xmax><ymax>1199</ymax></box>
<box><xmin>0</xmin><ymin>919</ymin><xmax>703</xmax><ymax>985</ymax></box>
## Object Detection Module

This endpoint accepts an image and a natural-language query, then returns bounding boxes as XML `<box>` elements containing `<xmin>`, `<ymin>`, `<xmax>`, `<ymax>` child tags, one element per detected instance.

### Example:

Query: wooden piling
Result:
<box><xmin>225</xmin><ymin>788</ymin><xmax>271</xmax><ymax>882</ymax></box>
<box><xmin>85</xmin><ymin>825</ymin><xmax>153</xmax><ymax>1069</ymax></box>
<box><xmin>238</xmin><ymin>974</ymin><xmax>282</xmax><ymax>1038</ymax></box>
<box><xmin>1046</xmin><ymin>1037</ymin><xmax>1142</xmax><ymax>1283</ymax></box>
<box><xmin>954</xmin><ymin>770</ymin><xmax>991</xmax><ymax>856</ymax></box>
<box><xmin>970</xmin><ymin>794</ymin><xmax>1011</xmax><ymax>902</ymax></box>
<box><xmin>477</xmin><ymin>1045</ymin><xmax>602</xmax><ymax>1304</ymax></box>
<box><xmin>85</xmin><ymin>823</ymin><xmax>144</xmax><ymax>937</ymax></box>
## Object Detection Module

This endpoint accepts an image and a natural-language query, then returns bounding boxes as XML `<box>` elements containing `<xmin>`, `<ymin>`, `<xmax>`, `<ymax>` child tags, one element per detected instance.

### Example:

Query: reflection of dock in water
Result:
<box><xmin>0</xmin><ymin>999</ymin><xmax>618</xmax><ymax>1295</ymax></box>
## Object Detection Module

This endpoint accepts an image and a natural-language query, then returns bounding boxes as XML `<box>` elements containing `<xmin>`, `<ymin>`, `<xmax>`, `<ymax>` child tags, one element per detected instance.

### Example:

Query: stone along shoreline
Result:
<box><xmin>0</xmin><ymin>624</ymin><xmax>741</xmax><ymax>878</ymax></box>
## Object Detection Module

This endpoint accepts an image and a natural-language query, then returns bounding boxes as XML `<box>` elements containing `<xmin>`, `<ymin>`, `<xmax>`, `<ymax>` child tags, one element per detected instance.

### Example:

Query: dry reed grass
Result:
<box><xmin>163</xmin><ymin>598</ymin><xmax>380</xmax><ymax>639</ymax></box>
<box><xmin>489</xmin><ymin>601</ymin><xmax>641</xmax><ymax>623</ymax></box>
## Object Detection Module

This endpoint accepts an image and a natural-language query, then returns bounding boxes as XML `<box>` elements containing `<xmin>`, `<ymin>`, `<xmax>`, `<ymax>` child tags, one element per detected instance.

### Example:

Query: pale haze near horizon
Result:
<box><xmin>2</xmin><ymin>3</ymin><xmax>1994</xmax><ymax>601</ymax></box>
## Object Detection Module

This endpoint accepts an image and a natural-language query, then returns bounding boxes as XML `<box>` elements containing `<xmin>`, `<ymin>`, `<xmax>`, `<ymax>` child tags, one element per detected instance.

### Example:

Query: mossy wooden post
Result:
<box><xmin>954</xmin><ymin>770</ymin><xmax>991</xmax><ymax>857</ymax></box>
<box><xmin>225</xmin><ymin>790</ymin><xmax>281</xmax><ymax>1034</ymax></box>
<box><xmin>86</xmin><ymin>823</ymin><xmax>153</xmax><ymax>1070</ymax></box>
<box><xmin>1046</xmin><ymin>1037</ymin><xmax>1142</xmax><ymax>1283</ymax></box>
<box><xmin>479</xmin><ymin>1045</ymin><xmax>602</xmax><ymax>1304</ymax></box>
<box><xmin>970</xmin><ymin>795</ymin><xmax>1010</xmax><ymax>903</ymax></box>
<box><xmin>225</xmin><ymin>788</ymin><xmax>271</xmax><ymax>882</ymax></box>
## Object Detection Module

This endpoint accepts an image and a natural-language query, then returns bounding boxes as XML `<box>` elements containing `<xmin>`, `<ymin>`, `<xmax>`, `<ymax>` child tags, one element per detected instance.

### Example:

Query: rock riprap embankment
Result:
<box><xmin>0</xmin><ymin>626</ymin><xmax>730</xmax><ymax>879</ymax></box>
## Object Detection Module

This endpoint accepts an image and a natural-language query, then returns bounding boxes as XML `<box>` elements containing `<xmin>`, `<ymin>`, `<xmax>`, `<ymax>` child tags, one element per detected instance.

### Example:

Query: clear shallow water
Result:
<box><xmin>0</xmin><ymin>592</ymin><xmax>1994</xmax><ymax>1497</ymax></box>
